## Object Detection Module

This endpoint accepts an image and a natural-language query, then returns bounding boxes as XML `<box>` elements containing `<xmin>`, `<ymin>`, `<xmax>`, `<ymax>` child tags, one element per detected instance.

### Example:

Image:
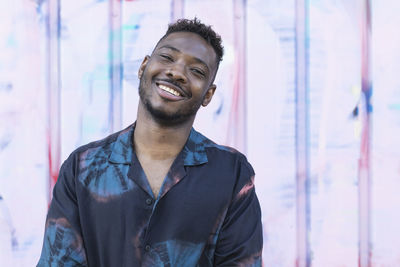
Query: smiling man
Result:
<box><xmin>37</xmin><ymin>18</ymin><xmax>263</xmax><ymax>267</ymax></box>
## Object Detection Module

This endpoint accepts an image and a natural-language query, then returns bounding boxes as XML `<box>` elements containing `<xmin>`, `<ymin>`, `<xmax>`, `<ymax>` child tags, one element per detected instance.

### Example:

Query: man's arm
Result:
<box><xmin>37</xmin><ymin>155</ymin><xmax>87</xmax><ymax>267</ymax></box>
<box><xmin>214</xmin><ymin>161</ymin><xmax>263</xmax><ymax>266</ymax></box>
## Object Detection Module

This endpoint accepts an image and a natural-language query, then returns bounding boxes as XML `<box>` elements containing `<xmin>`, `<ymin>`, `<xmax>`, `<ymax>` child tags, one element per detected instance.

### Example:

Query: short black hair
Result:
<box><xmin>159</xmin><ymin>18</ymin><xmax>224</xmax><ymax>64</ymax></box>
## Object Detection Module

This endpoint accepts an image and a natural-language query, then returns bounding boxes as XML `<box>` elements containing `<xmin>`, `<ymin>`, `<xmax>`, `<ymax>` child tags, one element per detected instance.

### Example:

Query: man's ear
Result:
<box><xmin>138</xmin><ymin>56</ymin><xmax>150</xmax><ymax>79</ymax></box>
<box><xmin>202</xmin><ymin>84</ymin><xmax>216</xmax><ymax>107</ymax></box>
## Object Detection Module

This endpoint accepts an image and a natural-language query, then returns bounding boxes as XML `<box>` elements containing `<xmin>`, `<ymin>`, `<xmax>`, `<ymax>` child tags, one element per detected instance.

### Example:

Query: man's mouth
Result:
<box><xmin>158</xmin><ymin>84</ymin><xmax>182</xmax><ymax>97</ymax></box>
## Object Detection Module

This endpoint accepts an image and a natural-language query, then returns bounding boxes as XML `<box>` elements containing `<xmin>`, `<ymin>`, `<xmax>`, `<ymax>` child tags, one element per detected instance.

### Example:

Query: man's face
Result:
<box><xmin>138</xmin><ymin>32</ymin><xmax>218</xmax><ymax>125</ymax></box>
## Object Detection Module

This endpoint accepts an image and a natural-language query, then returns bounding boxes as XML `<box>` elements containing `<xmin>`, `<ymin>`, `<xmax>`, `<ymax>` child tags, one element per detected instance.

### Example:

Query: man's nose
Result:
<box><xmin>165</xmin><ymin>63</ymin><xmax>187</xmax><ymax>83</ymax></box>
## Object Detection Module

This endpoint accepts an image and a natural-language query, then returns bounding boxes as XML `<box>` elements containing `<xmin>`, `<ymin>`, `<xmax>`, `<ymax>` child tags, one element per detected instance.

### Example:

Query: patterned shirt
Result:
<box><xmin>37</xmin><ymin>123</ymin><xmax>263</xmax><ymax>266</ymax></box>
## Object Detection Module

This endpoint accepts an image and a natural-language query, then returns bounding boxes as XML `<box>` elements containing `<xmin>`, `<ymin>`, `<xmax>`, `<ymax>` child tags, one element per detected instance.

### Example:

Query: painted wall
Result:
<box><xmin>0</xmin><ymin>0</ymin><xmax>399</xmax><ymax>266</ymax></box>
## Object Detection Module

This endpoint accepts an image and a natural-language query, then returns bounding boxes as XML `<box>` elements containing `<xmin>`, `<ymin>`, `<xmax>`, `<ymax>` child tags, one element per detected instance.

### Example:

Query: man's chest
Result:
<box><xmin>139</xmin><ymin>157</ymin><xmax>175</xmax><ymax>198</ymax></box>
<box><xmin>78</xmin><ymin>166</ymin><xmax>232</xmax><ymax>258</ymax></box>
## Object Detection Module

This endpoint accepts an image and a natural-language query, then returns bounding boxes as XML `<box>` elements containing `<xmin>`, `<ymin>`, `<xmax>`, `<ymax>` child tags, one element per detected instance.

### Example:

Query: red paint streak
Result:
<box><xmin>47</xmin><ymin>133</ymin><xmax>58</xmax><ymax>206</ymax></box>
<box><xmin>226</xmin><ymin>1</ymin><xmax>247</xmax><ymax>153</ymax></box>
<box><xmin>227</xmin><ymin>59</ymin><xmax>240</xmax><ymax>127</ymax></box>
<box><xmin>358</xmin><ymin>114</ymin><xmax>372</xmax><ymax>267</ymax></box>
<box><xmin>360</xmin><ymin>117</ymin><xmax>370</xmax><ymax>168</ymax></box>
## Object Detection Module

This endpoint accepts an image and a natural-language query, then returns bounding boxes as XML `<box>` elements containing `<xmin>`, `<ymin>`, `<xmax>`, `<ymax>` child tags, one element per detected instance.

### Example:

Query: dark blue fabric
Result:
<box><xmin>37</xmin><ymin>124</ymin><xmax>263</xmax><ymax>267</ymax></box>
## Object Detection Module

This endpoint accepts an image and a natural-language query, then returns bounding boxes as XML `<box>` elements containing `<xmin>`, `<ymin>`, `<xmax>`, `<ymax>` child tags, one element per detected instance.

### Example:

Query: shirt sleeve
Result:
<box><xmin>214</xmin><ymin>160</ymin><xmax>263</xmax><ymax>267</ymax></box>
<box><xmin>37</xmin><ymin>155</ymin><xmax>88</xmax><ymax>267</ymax></box>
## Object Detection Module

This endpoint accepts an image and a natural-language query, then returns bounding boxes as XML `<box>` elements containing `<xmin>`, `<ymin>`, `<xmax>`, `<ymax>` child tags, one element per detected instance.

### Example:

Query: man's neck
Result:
<box><xmin>133</xmin><ymin>102</ymin><xmax>194</xmax><ymax>161</ymax></box>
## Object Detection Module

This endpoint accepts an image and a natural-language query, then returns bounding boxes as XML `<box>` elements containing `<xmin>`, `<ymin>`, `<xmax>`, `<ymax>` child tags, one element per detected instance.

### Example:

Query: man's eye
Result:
<box><xmin>191</xmin><ymin>68</ymin><xmax>205</xmax><ymax>77</ymax></box>
<box><xmin>160</xmin><ymin>54</ymin><xmax>173</xmax><ymax>61</ymax></box>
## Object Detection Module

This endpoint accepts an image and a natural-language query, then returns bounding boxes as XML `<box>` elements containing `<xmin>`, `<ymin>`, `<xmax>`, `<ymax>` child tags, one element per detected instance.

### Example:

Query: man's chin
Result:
<box><xmin>144</xmin><ymin>103</ymin><xmax>196</xmax><ymax>126</ymax></box>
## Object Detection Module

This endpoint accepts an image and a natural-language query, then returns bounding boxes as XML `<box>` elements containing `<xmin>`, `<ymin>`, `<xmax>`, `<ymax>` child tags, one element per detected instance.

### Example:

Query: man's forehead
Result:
<box><xmin>155</xmin><ymin>32</ymin><xmax>217</xmax><ymax>68</ymax></box>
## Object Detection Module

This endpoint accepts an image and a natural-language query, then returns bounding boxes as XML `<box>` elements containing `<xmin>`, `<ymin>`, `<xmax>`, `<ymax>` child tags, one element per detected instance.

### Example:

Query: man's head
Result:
<box><xmin>137</xmin><ymin>18</ymin><xmax>224</xmax><ymax>126</ymax></box>
<box><xmin>159</xmin><ymin>18</ymin><xmax>224</xmax><ymax>73</ymax></box>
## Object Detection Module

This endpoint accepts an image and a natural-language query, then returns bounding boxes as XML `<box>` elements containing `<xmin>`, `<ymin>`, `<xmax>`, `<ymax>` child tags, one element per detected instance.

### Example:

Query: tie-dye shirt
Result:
<box><xmin>37</xmin><ymin>123</ymin><xmax>263</xmax><ymax>267</ymax></box>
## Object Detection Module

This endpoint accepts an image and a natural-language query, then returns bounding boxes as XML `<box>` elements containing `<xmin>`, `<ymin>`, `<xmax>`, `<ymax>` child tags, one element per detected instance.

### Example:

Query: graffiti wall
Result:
<box><xmin>0</xmin><ymin>0</ymin><xmax>399</xmax><ymax>266</ymax></box>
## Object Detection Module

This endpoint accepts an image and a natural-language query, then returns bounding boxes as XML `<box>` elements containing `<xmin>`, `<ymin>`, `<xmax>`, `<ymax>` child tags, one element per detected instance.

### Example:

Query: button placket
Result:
<box><xmin>143</xmin><ymin>196</ymin><xmax>158</xmax><ymax>254</ymax></box>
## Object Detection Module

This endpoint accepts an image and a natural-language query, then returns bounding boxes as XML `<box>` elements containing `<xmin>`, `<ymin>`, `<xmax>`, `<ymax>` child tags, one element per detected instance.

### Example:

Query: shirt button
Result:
<box><xmin>145</xmin><ymin>198</ymin><xmax>153</xmax><ymax>205</ymax></box>
<box><xmin>145</xmin><ymin>245</ymin><xmax>151</xmax><ymax>252</ymax></box>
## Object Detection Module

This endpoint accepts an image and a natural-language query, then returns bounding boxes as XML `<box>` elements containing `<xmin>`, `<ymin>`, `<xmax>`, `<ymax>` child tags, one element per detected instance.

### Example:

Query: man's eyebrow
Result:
<box><xmin>158</xmin><ymin>45</ymin><xmax>210</xmax><ymax>73</ymax></box>
<box><xmin>159</xmin><ymin>45</ymin><xmax>180</xmax><ymax>53</ymax></box>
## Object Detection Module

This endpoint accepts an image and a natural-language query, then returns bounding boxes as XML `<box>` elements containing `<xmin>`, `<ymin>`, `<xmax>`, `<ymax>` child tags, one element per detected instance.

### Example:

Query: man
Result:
<box><xmin>37</xmin><ymin>18</ymin><xmax>263</xmax><ymax>266</ymax></box>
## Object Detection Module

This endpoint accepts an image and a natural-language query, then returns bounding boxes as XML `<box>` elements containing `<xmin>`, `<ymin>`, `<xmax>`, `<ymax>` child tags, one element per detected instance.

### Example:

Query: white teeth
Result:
<box><xmin>158</xmin><ymin>84</ymin><xmax>181</xmax><ymax>96</ymax></box>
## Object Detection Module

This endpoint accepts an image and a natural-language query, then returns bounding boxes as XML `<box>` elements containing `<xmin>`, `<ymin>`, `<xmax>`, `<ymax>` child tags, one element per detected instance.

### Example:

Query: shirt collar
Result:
<box><xmin>182</xmin><ymin>128</ymin><xmax>208</xmax><ymax>166</ymax></box>
<box><xmin>108</xmin><ymin>124</ymin><xmax>134</xmax><ymax>164</ymax></box>
<box><xmin>108</xmin><ymin>122</ymin><xmax>209</xmax><ymax>166</ymax></box>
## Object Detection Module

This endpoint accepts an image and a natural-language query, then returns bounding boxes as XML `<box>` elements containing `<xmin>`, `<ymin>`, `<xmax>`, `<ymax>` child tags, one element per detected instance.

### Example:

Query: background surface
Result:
<box><xmin>0</xmin><ymin>0</ymin><xmax>399</xmax><ymax>266</ymax></box>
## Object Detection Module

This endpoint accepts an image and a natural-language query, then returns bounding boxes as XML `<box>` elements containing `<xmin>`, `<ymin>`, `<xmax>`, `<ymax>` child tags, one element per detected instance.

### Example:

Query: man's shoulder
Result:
<box><xmin>192</xmin><ymin>129</ymin><xmax>254</xmax><ymax>174</ymax></box>
<box><xmin>191</xmin><ymin>128</ymin><xmax>238</xmax><ymax>154</ymax></box>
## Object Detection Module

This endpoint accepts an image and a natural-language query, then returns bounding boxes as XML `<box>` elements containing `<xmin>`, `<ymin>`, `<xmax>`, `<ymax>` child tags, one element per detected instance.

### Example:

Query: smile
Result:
<box><xmin>158</xmin><ymin>84</ymin><xmax>182</xmax><ymax>97</ymax></box>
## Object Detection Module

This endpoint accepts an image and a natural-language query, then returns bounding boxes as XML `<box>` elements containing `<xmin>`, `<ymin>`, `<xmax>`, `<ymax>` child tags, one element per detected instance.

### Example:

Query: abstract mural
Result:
<box><xmin>0</xmin><ymin>0</ymin><xmax>399</xmax><ymax>266</ymax></box>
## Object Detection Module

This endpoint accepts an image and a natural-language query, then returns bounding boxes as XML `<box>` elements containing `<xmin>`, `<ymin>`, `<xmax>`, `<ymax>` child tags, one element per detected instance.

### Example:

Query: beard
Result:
<box><xmin>138</xmin><ymin>76</ymin><xmax>203</xmax><ymax>126</ymax></box>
